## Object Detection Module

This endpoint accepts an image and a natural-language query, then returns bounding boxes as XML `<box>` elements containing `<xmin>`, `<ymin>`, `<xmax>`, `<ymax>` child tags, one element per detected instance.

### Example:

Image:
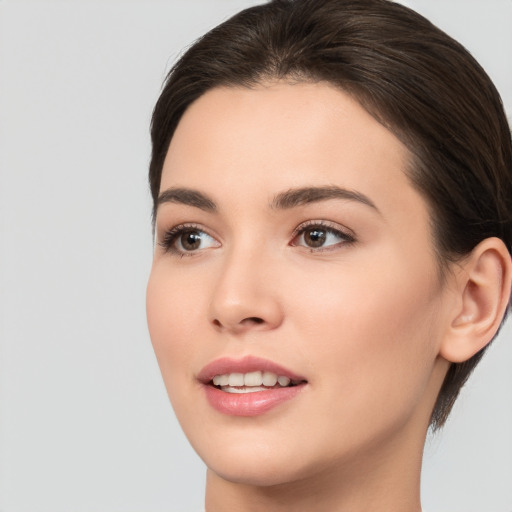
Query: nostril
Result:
<box><xmin>211</xmin><ymin>316</ymin><xmax>269</xmax><ymax>331</ymax></box>
<box><xmin>244</xmin><ymin>317</ymin><xmax>264</xmax><ymax>325</ymax></box>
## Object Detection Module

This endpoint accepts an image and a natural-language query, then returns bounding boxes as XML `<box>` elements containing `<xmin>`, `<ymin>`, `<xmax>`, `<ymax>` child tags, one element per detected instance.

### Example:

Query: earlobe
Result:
<box><xmin>440</xmin><ymin>237</ymin><xmax>512</xmax><ymax>364</ymax></box>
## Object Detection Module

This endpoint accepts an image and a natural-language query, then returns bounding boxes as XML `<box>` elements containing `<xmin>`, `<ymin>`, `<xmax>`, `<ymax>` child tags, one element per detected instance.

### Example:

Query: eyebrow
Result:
<box><xmin>157</xmin><ymin>187</ymin><xmax>217</xmax><ymax>212</ymax></box>
<box><xmin>271</xmin><ymin>185</ymin><xmax>379</xmax><ymax>212</ymax></box>
<box><xmin>156</xmin><ymin>185</ymin><xmax>379</xmax><ymax>214</ymax></box>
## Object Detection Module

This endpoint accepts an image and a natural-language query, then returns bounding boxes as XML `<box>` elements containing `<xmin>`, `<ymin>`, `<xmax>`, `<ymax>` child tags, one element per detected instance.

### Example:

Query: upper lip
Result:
<box><xmin>197</xmin><ymin>355</ymin><xmax>307</xmax><ymax>384</ymax></box>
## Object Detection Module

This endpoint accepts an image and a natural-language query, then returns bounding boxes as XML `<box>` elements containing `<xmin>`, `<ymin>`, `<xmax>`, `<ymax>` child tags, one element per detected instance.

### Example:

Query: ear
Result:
<box><xmin>440</xmin><ymin>237</ymin><xmax>512</xmax><ymax>363</ymax></box>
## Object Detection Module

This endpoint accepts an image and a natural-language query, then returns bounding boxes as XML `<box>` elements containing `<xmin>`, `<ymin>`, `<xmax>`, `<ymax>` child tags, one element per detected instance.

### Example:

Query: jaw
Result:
<box><xmin>202</xmin><ymin>359</ymin><xmax>449</xmax><ymax>512</ymax></box>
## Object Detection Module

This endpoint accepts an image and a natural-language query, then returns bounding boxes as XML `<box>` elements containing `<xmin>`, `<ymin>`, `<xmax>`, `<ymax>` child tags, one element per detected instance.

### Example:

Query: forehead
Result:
<box><xmin>160</xmin><ymin>82</ymin><xmax>424</xmax><ymax>223</ymax></box>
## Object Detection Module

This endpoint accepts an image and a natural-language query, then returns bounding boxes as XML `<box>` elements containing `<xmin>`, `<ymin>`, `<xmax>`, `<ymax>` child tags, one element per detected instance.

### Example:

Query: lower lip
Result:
<box><xmin>203</xmin><ymin>384</ymin><xmax>306</xmax><ymax>416</ymax></box>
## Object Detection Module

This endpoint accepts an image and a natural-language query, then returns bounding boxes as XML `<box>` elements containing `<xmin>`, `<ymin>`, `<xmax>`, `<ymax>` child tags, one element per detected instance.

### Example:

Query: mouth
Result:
<box><xmin>210</xmin><ymin>370</ymin><xmax>304</xmax><ymax>394</ymax></box>
<box><xmin>198</xmin><ymin>356</ymin><xmax>308</xmax><ymax>416</ymax></box>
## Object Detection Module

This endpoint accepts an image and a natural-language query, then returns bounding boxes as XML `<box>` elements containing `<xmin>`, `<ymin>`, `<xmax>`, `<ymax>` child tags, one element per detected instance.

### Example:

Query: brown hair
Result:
<box><xmin>149</xmin><ymin>0</ymin><xmax>512</xmax><ymax>429</ymax></box>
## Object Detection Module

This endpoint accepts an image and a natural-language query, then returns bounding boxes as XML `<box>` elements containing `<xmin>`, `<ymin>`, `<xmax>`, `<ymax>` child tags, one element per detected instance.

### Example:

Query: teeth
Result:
<box><xmin>211</xmin><ymin>371</ymin><xmax>295</xmax><ymax>389</ymax></box>
<box><xmin>223</xmin><ymin>386</ymin><xmax>267</xmax><ymax>394</ymax></box>
<box><xmin>277</xmin><ymin>376</ymin><xmax>291</xmax><ymax>386</ymax></box>
<box><xmin>244</xmin><ymin>371</ymin><xmax>263</xmax><ymax>386</ymax></box>
<box><xmin>262</xmin><ymin>371</ymin><xmax>278</xmax><ymax>386</ymax></box>
<box><xmin>213</xmin><ymin>374</ymin><xmax>230</xmax><ymax>386</ymax></box>
<box><xmin>228</xmin><ymin>373</ymin><xmax>244</xmax><ymax>387</ymax></box>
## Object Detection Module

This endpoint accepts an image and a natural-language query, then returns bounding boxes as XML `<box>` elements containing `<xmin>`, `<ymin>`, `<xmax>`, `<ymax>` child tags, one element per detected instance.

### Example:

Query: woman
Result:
<box><xmin>146</xmin><ymin>0</ymin><xmax>512</xmax><ymax>510</ymax></box>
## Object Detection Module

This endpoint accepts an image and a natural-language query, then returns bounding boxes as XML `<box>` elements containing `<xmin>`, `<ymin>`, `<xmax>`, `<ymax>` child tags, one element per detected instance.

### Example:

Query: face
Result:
<box><xmin>146</xmin><ymin>82</ymin><xmax>451</xmax><ymax>487</ymax></box>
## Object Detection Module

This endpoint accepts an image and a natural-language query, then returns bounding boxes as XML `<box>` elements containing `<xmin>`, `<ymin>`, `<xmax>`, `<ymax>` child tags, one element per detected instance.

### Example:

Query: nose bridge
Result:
<box><xmin>208</xmin><ymin>237</ymin><xmax>283</xmax><ymax>332</ymax></box>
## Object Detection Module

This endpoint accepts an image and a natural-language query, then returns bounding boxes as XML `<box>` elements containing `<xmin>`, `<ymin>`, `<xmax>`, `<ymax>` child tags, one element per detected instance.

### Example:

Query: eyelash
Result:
<box><xmin>291</xmin><ymin>220</ymin><xmax>356</xmax><ymax>251</ymax></box>
<box><xmin>158</xmin><ymin>221</ymin><xmax>356</xmax><ymax>256</ymax></box>
<box><xmin>158</xmin><ymin>223</ymin><xmax>216</xmax><ymax>257</ymax></box>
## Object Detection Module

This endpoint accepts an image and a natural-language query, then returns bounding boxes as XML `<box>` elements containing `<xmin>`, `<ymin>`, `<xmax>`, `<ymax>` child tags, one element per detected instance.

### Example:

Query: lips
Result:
<box><xmin>198</xmin><ymin>355</ymin><xmax>308</xmax><ymax>416</ymax></box>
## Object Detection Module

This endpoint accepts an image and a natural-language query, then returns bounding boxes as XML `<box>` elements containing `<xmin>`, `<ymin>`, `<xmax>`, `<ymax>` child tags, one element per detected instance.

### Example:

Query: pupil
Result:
<box><xmin>181</xmin><ymin>230</ymin><xmax>201</xmax><ymax>250</ymax></box>
<box><xmin>305</xmin><ymin>228</ymin><xmax>326</xmax><ymax>247</ymax></box>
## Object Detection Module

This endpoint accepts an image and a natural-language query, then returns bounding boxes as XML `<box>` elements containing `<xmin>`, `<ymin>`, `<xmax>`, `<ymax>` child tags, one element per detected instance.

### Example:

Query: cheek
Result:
<box><xmin>289</xmin><ymin>253</ymin><xmax>442</xmax><ymax>419</ymax></box>
<box><xmin>146</xmin><ymin>264</ymin><xmax>205</xmax><ymax>382</ymax></box>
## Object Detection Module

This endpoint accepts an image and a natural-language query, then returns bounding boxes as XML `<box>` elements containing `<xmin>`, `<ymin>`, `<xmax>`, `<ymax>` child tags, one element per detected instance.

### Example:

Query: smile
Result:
<box><xmin>212</xmin><ymin>371</ymin><xmax>300</xmax><ymax>393</ymax></box>
<box><xmin>199</xmin><ymin>356</ymin><xmax>308</xmax><ymax>416</ymax></box>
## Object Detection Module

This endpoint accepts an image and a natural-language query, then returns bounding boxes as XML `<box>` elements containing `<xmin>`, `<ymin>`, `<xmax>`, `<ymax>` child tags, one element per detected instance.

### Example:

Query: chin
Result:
<box><xmin>205</xmin><ymin>452</ymin><xmax>318</xmax><ymax>488</ymax></box>
<box><xmin>212</xmin><ymin>465</ymin><xmax>296</xmax><ymax>487</ymax></box>
<box><xmin>192</xmin><ymin>424</ymin><xmax>349</xmax><ymax>490</ymax></box>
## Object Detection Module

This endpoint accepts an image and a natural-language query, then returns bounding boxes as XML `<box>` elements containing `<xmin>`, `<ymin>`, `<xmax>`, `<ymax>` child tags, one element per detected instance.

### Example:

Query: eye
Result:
<box><xmin>159</xmin><ymin>225</ymin><xmax>220</xmax><ymax>255</ymax></box>
<box><xmin>291</xmin><ymin>222</ymin><xmax>355</xmax><ymax>250</ymax></box>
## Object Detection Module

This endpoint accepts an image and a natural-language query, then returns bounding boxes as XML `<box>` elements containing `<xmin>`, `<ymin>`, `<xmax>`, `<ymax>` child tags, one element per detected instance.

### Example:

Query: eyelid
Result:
<box><xmin>158</xmin><ymin>223</ymin><xmax>221</xmax><ymax>256</ymax></box>
<box><xmin>157</xmin><ymin>219</ymin><xmax>355</xmax><ymax>256</ymax></box>
<box><xmin>290</xmin><ymin>219</ymin><xmax>356</xmax><ymax>250</ymax></box>
<box><xmin>292</xmin><ymin>219</ymin><xmax>355</xmax><ymax>236</ymax></box>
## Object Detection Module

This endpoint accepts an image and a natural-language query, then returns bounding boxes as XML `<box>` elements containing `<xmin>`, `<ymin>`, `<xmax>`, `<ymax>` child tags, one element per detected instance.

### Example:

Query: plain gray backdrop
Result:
<box><xmin>0</xmin><ymin>1</ymin><xmax>511</xmax><ymax>511</ymax></box>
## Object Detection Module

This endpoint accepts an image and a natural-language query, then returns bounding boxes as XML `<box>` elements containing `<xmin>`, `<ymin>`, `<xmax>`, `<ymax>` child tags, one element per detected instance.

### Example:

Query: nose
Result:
<box><xmin>208</xmin><ymin>247</ymin><xmax>284</xmax><ymax>334</ymax></box>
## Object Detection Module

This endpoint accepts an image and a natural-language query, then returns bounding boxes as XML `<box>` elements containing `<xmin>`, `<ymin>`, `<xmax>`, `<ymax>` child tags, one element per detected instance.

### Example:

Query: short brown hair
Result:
<box><xmin>149</xmin><ymin>0</ymin><xmax>512</xmax><ymax>429</ymax></box>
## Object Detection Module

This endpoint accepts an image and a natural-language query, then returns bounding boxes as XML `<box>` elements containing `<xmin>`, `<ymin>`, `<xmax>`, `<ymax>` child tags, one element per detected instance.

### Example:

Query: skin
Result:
<box><xmin>146</xmin><ymin>81</ymin><xmax>464</xmax><ymax>511</ymax></box>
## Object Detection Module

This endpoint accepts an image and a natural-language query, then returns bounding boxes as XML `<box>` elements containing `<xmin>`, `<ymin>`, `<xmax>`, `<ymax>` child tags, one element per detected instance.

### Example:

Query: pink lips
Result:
<box><xmin>198</xmin><ymin>355</ymin><xmax>307</xmax><ymax>417</ymax></box>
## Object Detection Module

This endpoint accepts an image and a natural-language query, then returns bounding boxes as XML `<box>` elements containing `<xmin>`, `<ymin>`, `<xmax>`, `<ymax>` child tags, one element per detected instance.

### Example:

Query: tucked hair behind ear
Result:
<box><xmin>149</xmin><ymin>0</ymin><xmax>512</xmax><ymax>429</ymax></box>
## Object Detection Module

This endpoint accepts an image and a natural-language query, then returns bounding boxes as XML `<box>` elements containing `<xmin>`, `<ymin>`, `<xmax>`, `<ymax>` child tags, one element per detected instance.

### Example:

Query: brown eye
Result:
<box><xmin>304</xmin><ymin>228</ymin><xmax>327</xmax><ymax>248</ymax></box>
<box><xmin>292</xmin><ymin>223</ymin><xmax>355</xmax><ymax>251</ymax></box>
<box><xmin>160</xmin><ymin>225</ymin><xmax>220</xmax><ymax>255</ymax></box>
<box><xmin>180</xmin><ymin>230</ymin><xmax>203</xmax><ymax>251</ymax></box>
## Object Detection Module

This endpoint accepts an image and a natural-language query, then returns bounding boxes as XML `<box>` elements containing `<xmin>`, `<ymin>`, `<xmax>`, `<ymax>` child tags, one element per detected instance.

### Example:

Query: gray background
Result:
<box><xmin>0</xmin><ymin>1</ymin><xmax>510</xmax><ymax>511</ymax></box>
